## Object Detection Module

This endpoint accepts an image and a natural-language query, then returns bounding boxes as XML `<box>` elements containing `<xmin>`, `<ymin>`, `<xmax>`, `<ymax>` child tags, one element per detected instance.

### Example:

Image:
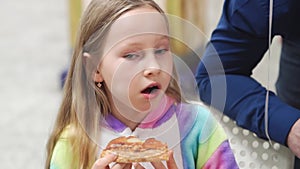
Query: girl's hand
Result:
<box><xmin>91</xmin><ymin>153</ymin><xmax>132</xmax><ymax>169</ymax></box>
<box><xmin>133</xmin><ymin>151</ymin><xmax>178</xmax><ymax>169</ymax></box>
<box><xmin>165</xmin><ymin>151</ymin><xmax>178</xmax><ymax>169</ymax></box>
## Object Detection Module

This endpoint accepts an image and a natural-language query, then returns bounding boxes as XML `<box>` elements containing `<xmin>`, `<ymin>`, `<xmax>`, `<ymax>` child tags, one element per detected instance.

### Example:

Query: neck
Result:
<box><xmin>110</xmin><ymin>109</ymin><xmax>140</xmax><ymax>131</ymax></box>
<box><xmin>109</xmin><ymin>95</ymin><xmax>175</xmax><ymax>131</ymax></box>
<box><xmin>110</xmin><ymin>99</ymin><xmax>147</xmax><ymax>131</ymax></box>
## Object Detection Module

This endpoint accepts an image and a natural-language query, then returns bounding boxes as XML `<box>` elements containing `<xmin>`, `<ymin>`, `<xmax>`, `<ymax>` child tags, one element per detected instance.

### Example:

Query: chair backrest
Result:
<box><xmin>212</xmin><ymin>109</ymin><xmax>294</xmax><ymax>169</ymax></box>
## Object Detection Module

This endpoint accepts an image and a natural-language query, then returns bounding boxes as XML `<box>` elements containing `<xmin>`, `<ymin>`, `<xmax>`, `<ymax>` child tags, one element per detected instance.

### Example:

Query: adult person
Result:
<box><xmin>195</xmin><ymin>0</ymin><xmax>300</xmax><ymax>168</ymax></box>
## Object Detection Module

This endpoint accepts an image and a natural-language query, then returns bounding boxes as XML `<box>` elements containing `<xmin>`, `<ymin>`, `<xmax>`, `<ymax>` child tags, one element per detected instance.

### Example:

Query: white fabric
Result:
<box><xmin>98</xmin><ymin>113</ymin><xmax>183</xmax><ymax>168</ymax></box>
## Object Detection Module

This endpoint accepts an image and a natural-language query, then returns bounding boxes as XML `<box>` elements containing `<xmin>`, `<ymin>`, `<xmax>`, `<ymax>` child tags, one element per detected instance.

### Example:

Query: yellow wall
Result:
<box><xmin>68</xmin><ymin>0</ymin><xmax>82</xmax><ymax>48</ymax></box>
<box><xmin>68</xmin><ymin>0</ymin><xmax>223</xmax><ymax>52</ymax></box>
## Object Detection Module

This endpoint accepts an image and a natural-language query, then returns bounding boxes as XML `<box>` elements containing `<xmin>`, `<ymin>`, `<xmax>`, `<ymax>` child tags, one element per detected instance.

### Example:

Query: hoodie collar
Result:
<box><xmin>104</xmin><ymin>96</ymin><xmax>176</xmax><ymax>132</ymax></box>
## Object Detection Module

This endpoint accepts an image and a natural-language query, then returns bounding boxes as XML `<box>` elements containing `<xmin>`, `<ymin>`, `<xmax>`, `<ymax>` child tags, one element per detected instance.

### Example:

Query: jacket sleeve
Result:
<box><xmin>50</xmin><ymin>138</ymin><xmax>74</xmax><ymax>169</ymax></box>
<box><xmin>198</xmin><ymin>124</ymin><xmax>239</xmax><ymax>169</ymax></box>
<box><xmin>50</xmin><ymin>127</ymin><xmax>78</xmax><ymax>169</ymax></box>
<box><xmin>195</xmin><ymin>0</ymin><xmax>300</xmax><ymax>145</ymax></box>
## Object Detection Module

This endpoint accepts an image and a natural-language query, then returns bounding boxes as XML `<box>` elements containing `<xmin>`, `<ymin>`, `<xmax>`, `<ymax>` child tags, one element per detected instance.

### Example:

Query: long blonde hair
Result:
<box><xmin>45</xmin><ymin>0</ymin><xmax>181</xmax><ymax>168</ymax></box>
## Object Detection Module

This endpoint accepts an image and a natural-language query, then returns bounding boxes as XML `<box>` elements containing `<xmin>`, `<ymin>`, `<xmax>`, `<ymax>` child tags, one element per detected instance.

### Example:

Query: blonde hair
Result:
<box><xmin>45</xmin><ymin>0</ymin><xmax>181</xmax><ymax>169</ymax></box>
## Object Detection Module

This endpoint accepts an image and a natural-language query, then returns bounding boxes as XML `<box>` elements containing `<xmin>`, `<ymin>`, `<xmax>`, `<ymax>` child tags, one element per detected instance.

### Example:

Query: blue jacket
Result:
<box><xmin>196</xmin><ymin>0</ymin><xmax>300</xmax><ymax>145</ymax></box>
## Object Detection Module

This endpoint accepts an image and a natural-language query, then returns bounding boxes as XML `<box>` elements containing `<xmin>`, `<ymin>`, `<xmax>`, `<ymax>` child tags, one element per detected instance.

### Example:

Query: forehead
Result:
<box><xmin>103</xmin><ymin>7</ymin><xmax>169</xmax><ymax>52</ymax></box>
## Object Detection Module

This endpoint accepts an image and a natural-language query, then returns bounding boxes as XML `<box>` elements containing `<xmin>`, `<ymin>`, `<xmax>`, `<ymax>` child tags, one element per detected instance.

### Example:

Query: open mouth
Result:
<box><xmin>141</xmin><ymin>84</ymin><xmax>160</xmax><ymax>94</ymax></box>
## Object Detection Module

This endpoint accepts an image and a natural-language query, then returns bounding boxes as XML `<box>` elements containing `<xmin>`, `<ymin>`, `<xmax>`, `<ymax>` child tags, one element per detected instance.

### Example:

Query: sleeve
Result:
<box><xmin>195</xmin><ymin>0</ymin><xmax>300</xmax><ymax>145</ymax></box>
<box><xmin>195</xmin><ymin>115</ymin><xmax>238</xmax><ymax>169</ymax></box>
<box><xmin>49</xmin><ymin>127</ymin><xmax>78</xmax><ymax>169</ymax></box>
<box><xmin>50</xmin><ymin>138</ymin><xmax>74</xmax><ymax>169</ymax></box>
<box><xmin>179</xmin><ymin>104</ymin><xmax>238</xmax><ymax>168</ymax></box>
<box><xmin>199</xmin><ymin>128</ymin><xmax>238</xmax><ymax>169</ymax></box>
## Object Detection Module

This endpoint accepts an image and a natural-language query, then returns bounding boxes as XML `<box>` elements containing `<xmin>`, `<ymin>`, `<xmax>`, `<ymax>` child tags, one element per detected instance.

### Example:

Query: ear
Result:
<box><xmin>94</xmin><ymin>69</ymin><xmax>104</xmax><ymax>83</ymax></box>
<box><xmin>83</xmin><ymin>52</ymin><xmax>104</xmax><ymax>83</ymax></box>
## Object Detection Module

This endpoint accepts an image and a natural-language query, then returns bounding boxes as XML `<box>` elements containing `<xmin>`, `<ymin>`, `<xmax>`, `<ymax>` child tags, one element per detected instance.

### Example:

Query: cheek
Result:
<box><xmin>128</xmin><ymin>75</ymin><xmax>140</xmax><ymax>93</ymax></box>
<box><xmin>104</xmin><ymin>64</ymin><xmax>136</xmax><ymax>100</ymax></box>
<box><xmin>161</xmin><ymin>61</ymin><xmax>173</xmax><ymax>84</ymax></box>
<box><xmin>159</xmin><ymin>54</ymin><xmax>173</xmax><ymax>75</ymax></box>
<box><xmin>162</xmin><ymin>73</ymin><xmax>172</xmax><ymax>90</ymax></box>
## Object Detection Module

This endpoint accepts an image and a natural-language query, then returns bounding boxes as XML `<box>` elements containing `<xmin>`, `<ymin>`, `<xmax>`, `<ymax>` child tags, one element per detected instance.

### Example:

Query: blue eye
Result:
<box><xmin>155</xmin><ymin>49</ymin><xmax>168</xmax><ymax>55</ymax></box>
<box><xmin>123</xmin><ymin>53</ymin><xmax>139</xmax><ymax>60</ymax></box>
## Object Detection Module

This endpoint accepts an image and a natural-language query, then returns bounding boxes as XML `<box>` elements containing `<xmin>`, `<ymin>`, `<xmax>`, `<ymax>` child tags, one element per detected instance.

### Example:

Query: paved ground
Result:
<box><xmin>0</xmin><ymin>0</ymin><xmax>281</xmax><ymax>169</ymax></box>
<box><xmin>0</xmin><ymin>0</ymin><xmax>69</xmax><ymax>168</ymax></box>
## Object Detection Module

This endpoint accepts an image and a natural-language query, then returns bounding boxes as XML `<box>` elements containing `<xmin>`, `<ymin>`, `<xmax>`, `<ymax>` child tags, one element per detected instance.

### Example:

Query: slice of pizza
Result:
<box><xmin>100</xmin><ymin>136</ymin><xmax>169</xmax><ymax>163</ymax></box>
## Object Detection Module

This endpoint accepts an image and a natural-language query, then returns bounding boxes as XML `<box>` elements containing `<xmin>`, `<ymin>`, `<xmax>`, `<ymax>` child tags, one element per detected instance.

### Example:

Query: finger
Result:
<box><xmin>151</xmin><ymin>161</ymin><xmax>166</xmax><ymax>169</ymax></box>
<box><xmin>133</xmin><ymin>163</ymin><xmax>145</xmax><ymax>169</ymax></box>
<box><xmin>92</xmin><ymin>153</ymin><xmax>117</xmax><ymax>169</ymax></box>
<box><xmin>167</xmin><ymin>150</ymin><xmax>178</xmax><ymax>169</ymax></box>
<box><xmin>111</xmin><ymin>163</ymin><xmax>131</xmax><ymax>169</ymax></box>
<box><xmin>287</xmin><ymin>119</ymin><xmax>300</xmax><ymax>158</ymax></box>
<box><xmin>123</xmin><ymin>163</ymin><xmax>132</xmax><ymax>169</ymax></box>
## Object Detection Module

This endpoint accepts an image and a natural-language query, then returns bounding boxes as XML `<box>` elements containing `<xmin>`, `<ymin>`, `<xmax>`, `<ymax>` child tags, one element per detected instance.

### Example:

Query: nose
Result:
<box><xmin>143</xmin><ymin>67</ymin><xmax>161</xmax><ymax>77</ymax></box>
<box><xmin>143</xmin><ymin>52</ymin><xmax>161</xmax><ymax>77</ymax></box>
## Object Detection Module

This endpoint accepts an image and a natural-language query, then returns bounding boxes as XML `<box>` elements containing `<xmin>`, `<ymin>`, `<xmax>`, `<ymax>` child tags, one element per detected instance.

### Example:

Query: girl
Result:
<box><xmin>45</xmin><ymin>0</ymin><xmax>238</xmax><ymax>168</ymax></box>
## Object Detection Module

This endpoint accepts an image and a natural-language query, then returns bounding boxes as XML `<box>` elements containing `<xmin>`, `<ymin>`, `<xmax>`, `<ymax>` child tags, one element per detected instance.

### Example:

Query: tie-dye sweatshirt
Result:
<box><xmin>50</xmin><ymin>102</ymin><xmax>239</xmax><ymax>169</ymax></box>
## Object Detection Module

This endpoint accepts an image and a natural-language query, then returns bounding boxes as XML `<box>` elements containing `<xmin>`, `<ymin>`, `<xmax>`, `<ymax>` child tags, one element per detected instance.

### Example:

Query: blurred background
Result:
<box><xmin>0</xmin><ymin>0</ymin><xmax>280</xmax><ymax>168</ymax></box>
<box><xmin>0</xmin><ymin>0</ymin><xmax>68</xmax><ymax>168</ymax></box>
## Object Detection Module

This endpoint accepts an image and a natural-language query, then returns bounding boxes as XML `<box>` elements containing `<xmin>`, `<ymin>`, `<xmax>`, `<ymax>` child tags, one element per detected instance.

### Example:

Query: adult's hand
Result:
<box><xmin>91</xmin><ymin>153</ymin><xmax>132</xmax><ymax>169</ymax></box>
<box><xmin>287</xmin><ymin>118</ymin><xmax>300</xmax><ymax>158</ymax></box>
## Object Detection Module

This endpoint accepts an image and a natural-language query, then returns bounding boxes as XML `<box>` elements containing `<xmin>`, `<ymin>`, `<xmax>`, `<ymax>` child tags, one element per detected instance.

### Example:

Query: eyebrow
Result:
<box><xmin>125</xmin><ymin>35</ymin><xmax>169</xmax><ymax>46</ymax></box>
<box><xmin>116</xmin><ymin>35</ymin><xmax>170</xmax><ymax>53</ymax></box>
<box><xmin>157</xmin><ymin>35</ymin><xmax>170</xmax><ymax>41</ymax></box>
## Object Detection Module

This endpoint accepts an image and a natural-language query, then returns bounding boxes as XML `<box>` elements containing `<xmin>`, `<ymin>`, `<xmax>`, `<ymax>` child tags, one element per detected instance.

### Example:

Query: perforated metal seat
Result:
<box><xmin>211</xmin><ymin>109</ymin><xmax>294</xmax><ymax>169</ymax></box>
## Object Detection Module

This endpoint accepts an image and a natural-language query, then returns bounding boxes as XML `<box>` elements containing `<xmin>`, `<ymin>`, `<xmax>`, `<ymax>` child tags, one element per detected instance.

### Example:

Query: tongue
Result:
<box><xmin>142</xmin><ymin>88</ymin><xmax>152</xmax><ymax>94</ymax></box>
<box><xmin>142</xmin><ymin>86</ymin><xmax>157</xmax><ymax>94</ymax></box>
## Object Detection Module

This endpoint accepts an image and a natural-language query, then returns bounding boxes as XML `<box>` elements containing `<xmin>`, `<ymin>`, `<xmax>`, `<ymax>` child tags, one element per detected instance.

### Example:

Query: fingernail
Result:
<box><xmin>110</xmin><ymin>151</ymin><xmax>118</xmax><ymax>157</ymax></box>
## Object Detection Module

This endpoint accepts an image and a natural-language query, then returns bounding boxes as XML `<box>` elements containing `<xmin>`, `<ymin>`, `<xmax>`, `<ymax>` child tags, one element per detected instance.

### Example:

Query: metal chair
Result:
<box><xmin>211</xmin><ymin>109</ymin><xmax>294</xmax><ymax>169</ymax></box>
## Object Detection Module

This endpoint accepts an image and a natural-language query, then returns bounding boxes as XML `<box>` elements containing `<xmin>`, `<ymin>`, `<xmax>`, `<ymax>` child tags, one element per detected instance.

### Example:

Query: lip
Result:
<box><xmin>141</xmin><ymin>82</ymin><xmax>161</xmax><ymax>99</ymax></box>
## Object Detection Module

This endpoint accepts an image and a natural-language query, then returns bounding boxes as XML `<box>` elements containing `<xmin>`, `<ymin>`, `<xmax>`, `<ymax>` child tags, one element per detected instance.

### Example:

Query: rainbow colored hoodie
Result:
<box><xmin>50</xmin><ymin>100</ymin><xmax>238</xmax><ymax>169</ymax></box>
